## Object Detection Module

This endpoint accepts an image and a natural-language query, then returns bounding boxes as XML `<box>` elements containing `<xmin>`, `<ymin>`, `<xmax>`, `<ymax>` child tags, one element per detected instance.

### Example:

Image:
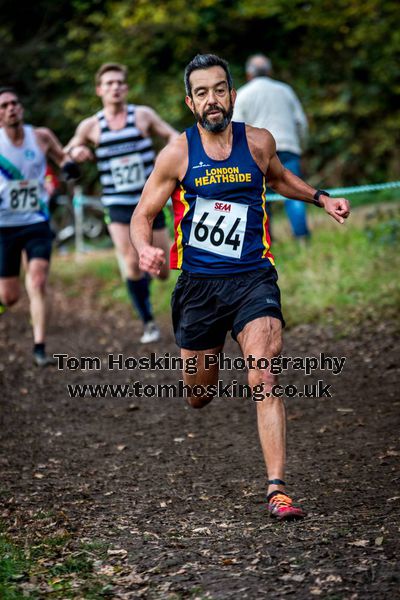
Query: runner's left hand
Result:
<box><xmin>321</xmin><ymin>196</ymin><xmax>350</xmax><ymax>224</ymax></box>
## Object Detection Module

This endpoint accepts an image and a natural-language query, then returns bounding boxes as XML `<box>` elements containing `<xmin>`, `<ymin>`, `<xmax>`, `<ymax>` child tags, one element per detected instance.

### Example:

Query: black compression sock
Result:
<box><xmin>126</xmin><ymin>277</ymin><xmax>153</xmax><ymax>323</ymax></box>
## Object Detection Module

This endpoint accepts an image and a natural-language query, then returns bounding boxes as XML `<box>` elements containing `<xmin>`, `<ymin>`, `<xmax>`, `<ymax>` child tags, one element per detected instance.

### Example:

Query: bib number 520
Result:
<box><xmin>110</xmin><ymin>154</ymin><xmax>145</xmax><ymax>192</ymax></box>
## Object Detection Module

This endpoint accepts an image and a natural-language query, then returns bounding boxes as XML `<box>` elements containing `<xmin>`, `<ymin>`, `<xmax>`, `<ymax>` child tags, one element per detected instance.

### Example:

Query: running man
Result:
<box><xmin>130</xmin><ymin>54</ymin><xmax>350</xmax><ymax>519</ymax></box>
<box><xmin>0</xmin><ymin>87</ymin><xmax>68</xmax><ymax>366</ymax></box>
<box><xmin>65</xmin><ymin>63</ymin><xmax>179</xmax><ymax>343</ymax></box>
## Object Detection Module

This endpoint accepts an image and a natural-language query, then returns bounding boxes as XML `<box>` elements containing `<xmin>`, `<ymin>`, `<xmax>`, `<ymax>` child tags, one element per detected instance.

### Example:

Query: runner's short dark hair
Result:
<box><xmin>0</xmin><ymin>86</ymin><xmax>18</xmax><ymax>99</ymax></box>
<box><xmin>184</xmin><ymin>54</ymin><xmax>233</xmax><ymax>97</ymax></box>
<box><xmin>95</xmin><ymin>63</ymin><xmax>128</xmax><ymax>86</ymax></box>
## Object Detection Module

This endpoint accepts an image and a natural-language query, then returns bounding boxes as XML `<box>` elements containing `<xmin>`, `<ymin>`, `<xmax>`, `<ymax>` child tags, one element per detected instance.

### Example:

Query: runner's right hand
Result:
<box><xmin>139</xmin><ymin>245</ymin><xmax>166</xmax><ymax>276</ymax></box>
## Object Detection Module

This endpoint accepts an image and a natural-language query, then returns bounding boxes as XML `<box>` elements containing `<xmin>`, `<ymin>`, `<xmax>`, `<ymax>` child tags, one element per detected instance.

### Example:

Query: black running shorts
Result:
<box><xmin>105</xmin><ymin>204</ymin><xmax>166</xmax><ymax>229</ymax></box>
<box><xmin>0</xmin><ymin>221</ymin><xmax>54</xmax><ymax>278</ymax></box>
<box><xmin>171</xmin><ymin>268</ymin><xmax>285</xmax><ymax>350</ymax></box>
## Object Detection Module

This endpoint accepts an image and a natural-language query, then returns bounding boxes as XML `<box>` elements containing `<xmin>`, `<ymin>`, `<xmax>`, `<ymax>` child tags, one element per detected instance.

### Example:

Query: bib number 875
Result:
<box><xmin>194</xmin><ymin>212</ymin><xmax>241</xmax><ymax>251</ymax></box>
<box><xmin>10</xmin><ymin>186</ymin><xmax>39</xmax><ymax>210</ymax></box>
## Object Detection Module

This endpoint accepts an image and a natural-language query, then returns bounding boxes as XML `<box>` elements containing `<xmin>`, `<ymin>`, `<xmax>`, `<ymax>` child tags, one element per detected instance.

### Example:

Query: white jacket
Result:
<box><xmin>233</xmin><ymin>76</ymin><xmax>308</xmax><ymax>156</ymax></box>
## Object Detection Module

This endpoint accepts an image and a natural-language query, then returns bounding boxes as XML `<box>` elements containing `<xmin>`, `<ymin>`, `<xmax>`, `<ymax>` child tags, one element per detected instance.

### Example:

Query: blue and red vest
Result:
<box><xmin>170</xmin><ymin>121</ymin><xmax>274</xmax><ymax>275</ymax></box>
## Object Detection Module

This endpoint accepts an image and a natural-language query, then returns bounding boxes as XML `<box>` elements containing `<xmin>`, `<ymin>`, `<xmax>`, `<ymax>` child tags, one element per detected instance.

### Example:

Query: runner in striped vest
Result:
<box><xmin>65</xmin><ymin>63</ymin><xmax>178</xmax><ymax>343</ymax></box>
<box><xmin>95</xmin><ymin>104</ymin><xmax>156</xmax><ymax>208</ymax></box>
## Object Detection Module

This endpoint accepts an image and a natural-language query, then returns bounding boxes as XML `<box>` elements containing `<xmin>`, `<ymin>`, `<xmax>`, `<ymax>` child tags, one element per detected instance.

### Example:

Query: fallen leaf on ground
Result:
<box><xmin>96</xmin><ymin>564</ymin><xmax>115</xmax><ymax>576</ymax></box>
<box><xmin>325</xmin><ymin>574</ymin><xmax>342</xmax><ymax>582</ymax></box>
<box><xmin>348</xmin><ymin>540</ymin><xmax>369</xmax><ymax>547</ymax></box>
<box><xmin>310</xmin><ymin>588</ymin><xmax>322</xmax><ymax>596</ymax></box>
<box><xmin>107</xmin><ymin>548</ymin><xmax>128</xmax><ymax>557</ymax></box>
<box><xmin>193</xmin><ymin>527</ymin><xmax>211</xmax><ymax>535</ymax></box>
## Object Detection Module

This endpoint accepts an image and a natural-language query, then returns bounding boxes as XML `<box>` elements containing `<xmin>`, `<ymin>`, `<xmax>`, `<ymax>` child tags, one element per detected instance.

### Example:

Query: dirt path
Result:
<box><xmin>0</xmin><ymin>288</ymin><xmax>399</xmax><ymax>599</ymax></box>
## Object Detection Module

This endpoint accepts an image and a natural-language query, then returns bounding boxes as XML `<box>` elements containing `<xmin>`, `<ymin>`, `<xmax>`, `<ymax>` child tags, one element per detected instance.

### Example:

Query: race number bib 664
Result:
<box><xmin>7</xmin><ymin>180</ymin><xmax>40</xmax><ymax>212</ymax></box>
<box><xmin>110</xmin><ymin>154</ymin><xmax>146</xmax><ymax>192</ymax></box>
<box><xmin>188</xmin><ymin>196</ymin><xmax>248</xmax><ymax>259</ymax></box>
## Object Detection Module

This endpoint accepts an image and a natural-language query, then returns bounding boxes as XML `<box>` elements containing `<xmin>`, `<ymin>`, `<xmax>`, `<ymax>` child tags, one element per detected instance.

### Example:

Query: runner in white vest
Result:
<box><xmin>0</xmin><ymin>87</ymin><xmax>67</xmax><ymax>366</ymax></box>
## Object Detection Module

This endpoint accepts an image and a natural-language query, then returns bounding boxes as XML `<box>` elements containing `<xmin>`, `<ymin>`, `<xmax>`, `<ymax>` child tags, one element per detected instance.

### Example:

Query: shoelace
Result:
<box><xmin>269</xmin><ymin>493</ymin><xmax>293</xmax><ymax>508</ymax></box>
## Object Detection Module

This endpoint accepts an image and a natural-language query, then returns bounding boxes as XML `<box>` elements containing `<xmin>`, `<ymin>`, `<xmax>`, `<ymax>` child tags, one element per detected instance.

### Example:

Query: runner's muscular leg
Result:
<box><xmin>237</xmin><ymin>316</ymin><xmax>286</xmax><ymax>495</ymax></box>
<box><xmin>108</xmin><ymin>223</ymin><xmax>141</xmax><ymax>280</ymax></box>
<box><xmin>25</xmin><ymin>258</ymin><xmax>50</xmax><ymax>343</ymax></box>
<box><xmin>181</xmin><ymin>346</ymin><xmax>223</xmax><ymax>409</ymax></box>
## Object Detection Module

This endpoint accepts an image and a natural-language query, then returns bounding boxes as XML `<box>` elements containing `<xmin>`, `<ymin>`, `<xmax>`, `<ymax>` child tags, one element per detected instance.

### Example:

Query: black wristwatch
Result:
<box><xmin>313</xmin><ymin>189</ymin><xmax>330</xmax><ymax>208</ymax></box>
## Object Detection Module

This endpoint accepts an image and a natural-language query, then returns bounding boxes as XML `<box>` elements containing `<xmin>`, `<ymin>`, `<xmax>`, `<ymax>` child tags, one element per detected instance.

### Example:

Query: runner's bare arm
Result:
<box><xmin>137</xmin><ymin>106</ymin><xmax>180</xmax><ymax>143</ymax></box>
<box><xmin>35</xmin><ymin>128</ymin><xmax>67</xmax><ymax>166</ymax></box>
<box><xmin>262</xmin><ymin>130</ymin><xmax>350</xmax><ymax>224</ymax></box>
<box><xmin>64</xmin><ymin>117</ymin><xmax>97</xmax><ymax>162</ymax></box>
<box><xmin>130</xmin><ymin>136</ymin><xmax>187</xmax><ymax>276</ymax></box>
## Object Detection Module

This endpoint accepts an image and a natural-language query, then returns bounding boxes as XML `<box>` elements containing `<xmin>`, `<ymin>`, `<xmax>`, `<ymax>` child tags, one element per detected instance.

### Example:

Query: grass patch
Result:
<box><xmin>0</xmin><ymin>534</ymin><xmax>29</xmax><ymax>600</ymax></box>
<box><xmin>51</xmin><ymin>202</ymin><xmax>400</xmax><ymax>331</ymax></box>
<box><xmin>0</xmin><ymin>527</ymin><xmax>112</xmax><ymax>599</ymax></box>
<box><xmin>276</xmin><ymin>208</ymin><xmax>400</xmax><ymax>328</ymax></box>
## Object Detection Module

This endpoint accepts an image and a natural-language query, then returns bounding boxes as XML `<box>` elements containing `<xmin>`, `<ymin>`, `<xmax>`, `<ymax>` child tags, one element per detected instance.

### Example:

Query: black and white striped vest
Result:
<box><xmin>95</xmin><ymin>104</ymin><xmax>156</xmax><ymax>206</ymax></box>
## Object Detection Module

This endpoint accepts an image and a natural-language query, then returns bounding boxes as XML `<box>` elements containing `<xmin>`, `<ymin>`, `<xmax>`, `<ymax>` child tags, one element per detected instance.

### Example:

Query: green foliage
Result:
<box><xmin>1</xmin><ymin>0</ymin><xmax>399</xmax><ymax>188</ymax></box>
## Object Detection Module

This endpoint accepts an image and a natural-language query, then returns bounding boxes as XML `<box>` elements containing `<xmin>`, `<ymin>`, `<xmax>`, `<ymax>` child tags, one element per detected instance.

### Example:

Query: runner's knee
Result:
<box><xmin>187</xmin><ymin>395</ymin><xmax>213</xmax><ymax>409</ymax></box>
<box><xmin>183</xmin><ymin>376</ymin><xmax>216</xmax><ymax>409</ymax></box>
<box><xmin>1</xmin><ymin>290</ymin><xmax>19</xmax><ymax>306</ymax></box>
<box><xmin>27</xmin><ymin>271</ymin><xmax>47</xmax><ymax>294</ymax></box>
<box><xmin>124</xmin><ymin>257</ymin><xmax>141</xmax><ymax>279</ymax></box>
<box><xmin>250</xmin><ymin>369</ymin><xmax>277</xmax><ymax>393</ymax></box>
<box><xmin>129</xmin><ymin>266</ymin><xmax>142</xmax><ymax>279</ymax></box>
<box><xmin>262</xmin><ymin>370</ymin><xmax>278</xmax><ymax>387</ymax></box>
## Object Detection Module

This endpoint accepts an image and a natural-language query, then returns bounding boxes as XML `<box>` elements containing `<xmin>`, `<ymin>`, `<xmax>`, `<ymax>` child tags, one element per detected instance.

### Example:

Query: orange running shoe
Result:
<box><xmin>267</xmin><ymin>490</ymin><xmax>305</xmax><ymax>520</ymax></box>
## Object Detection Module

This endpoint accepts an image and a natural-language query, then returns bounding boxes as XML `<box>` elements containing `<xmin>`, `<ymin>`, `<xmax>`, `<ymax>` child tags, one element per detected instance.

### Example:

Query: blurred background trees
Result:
<box><xmin>1</xmin><ymin>0</ymin><xmax>399</xmax><ymax>188</ymax></box>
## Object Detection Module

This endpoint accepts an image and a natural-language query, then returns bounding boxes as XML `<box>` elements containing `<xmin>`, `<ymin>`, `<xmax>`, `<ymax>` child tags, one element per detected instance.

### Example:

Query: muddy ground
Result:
<box><xmin>0</xmin><ymin>284</ymin><xmax>399</xmax><ymax>599</ymax></box>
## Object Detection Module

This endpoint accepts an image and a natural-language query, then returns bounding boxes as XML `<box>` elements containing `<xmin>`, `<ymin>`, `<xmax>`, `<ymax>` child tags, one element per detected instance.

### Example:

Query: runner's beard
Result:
<box><xmin>195</xmin><ymin>102</ymin><xmax>233</xmax><ymax>133</ymax></box>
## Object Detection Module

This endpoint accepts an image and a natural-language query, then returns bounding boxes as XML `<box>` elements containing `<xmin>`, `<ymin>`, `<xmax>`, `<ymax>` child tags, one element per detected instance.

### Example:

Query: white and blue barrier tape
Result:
<box><xmin>268</xmin><ymin>181</ymin><xmax>400</xmax><ymax>201</ymax></box>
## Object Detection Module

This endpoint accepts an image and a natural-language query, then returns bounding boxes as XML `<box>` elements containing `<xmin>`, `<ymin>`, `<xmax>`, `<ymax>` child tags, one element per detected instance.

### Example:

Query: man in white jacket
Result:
<box><xmin>233</xmin><ymin>54</ymin><xmax>310</xmax><ymax>239</ymax></box>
